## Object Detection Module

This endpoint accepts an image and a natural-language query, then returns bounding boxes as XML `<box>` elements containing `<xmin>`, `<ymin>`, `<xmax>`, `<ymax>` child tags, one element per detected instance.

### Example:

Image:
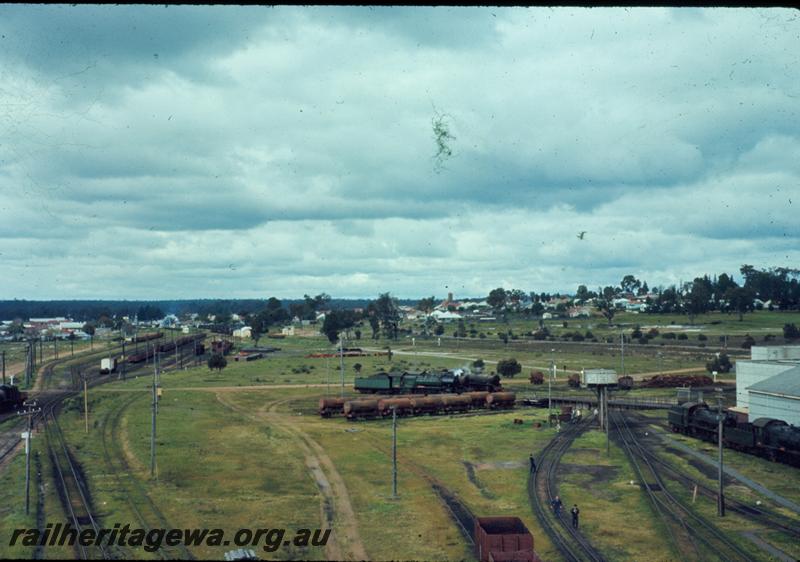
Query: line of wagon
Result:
<box><xmin>320</xmin><ymin>391</ymin><xmax>517</xmax><ymax>420</ymax></box>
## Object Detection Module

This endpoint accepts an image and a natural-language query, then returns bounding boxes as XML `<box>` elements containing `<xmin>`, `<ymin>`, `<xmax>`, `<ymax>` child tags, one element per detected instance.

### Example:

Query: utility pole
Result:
<box><xmin>2</xmin><ymin>350</ymin><xmax>5</xmax><ymax>385</ymax></box>
<box><xmin>150</xmin><ymin>349</ymin><xmax>158</xmax><ymax>478</ymax></box>
<box><xmin>717</xmin><ymin>391</ymin><xmax>725</xmax><ymax>516</ymax></box>
<box><xmin>606</xmin><ymin>388</ymin><xmax>610</xmax><ymax>455</ymax></box>
<box><xmin>620</xmin><ymin>332</ymin><xmax>625</xmax><ymax>376</ymax></box>
<box><xmin>392</xmin><ymin>406</ymin><xmax>398</xmax><ymax>499</ymax></box>
<box><xmin>83</xmin><ymin>373</ymin><xmax>89</xmax><ymax>434</ymax></box>
<box><xmin>25</xmin><ymin>342</ymin><xmax>31</xmax><ymax>387</ymax></box>
<box><xmin>120</xmin><ymin>341</ymin><xmax>126</xmax><ymax>381</ymax></box>
<box><xmin>326</xmin><ymin>356</ymin><xmax>331</xmax><ymax>397</ymax></box>
<box><xmin>339</xmin><ymin>336</ymin><xmax>345</xmax><ymax>398</ymax></box>
<box><xmin>18</xmin><ymin>401</ymin><xmax>40</xmax><ymax>515</ymax></box>
<box><xmin>548</xmin><ymin>350</ymin><xmax>555</xmax><ymax>427</ymax></box>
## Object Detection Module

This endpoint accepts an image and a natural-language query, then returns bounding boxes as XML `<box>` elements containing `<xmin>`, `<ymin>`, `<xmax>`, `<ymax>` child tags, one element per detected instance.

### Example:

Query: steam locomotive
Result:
<box><xmin>354</xmin><ymin>369</ymin><xmax>502</xmax><ymax>394</ymax></box>
<box><xmin>0</xmin><ymin>384</ymin><xmax>27</xmax><ymax>413</ymax></box>
<box><xmin>668</xmin><ymin>401</ymin><xmax>800</xmax><ymax>466</ymax></box>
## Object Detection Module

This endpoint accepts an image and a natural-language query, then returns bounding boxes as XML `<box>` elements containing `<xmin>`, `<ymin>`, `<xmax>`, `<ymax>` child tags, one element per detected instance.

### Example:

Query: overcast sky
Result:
<box><xmin>1</xmin><ymin>6</ymin><xmax>797</xmax><ymax>300</ymax></box>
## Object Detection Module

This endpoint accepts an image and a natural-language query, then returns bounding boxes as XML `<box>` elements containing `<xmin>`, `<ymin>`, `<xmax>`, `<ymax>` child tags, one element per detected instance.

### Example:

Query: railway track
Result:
<box><xmin>43</xmin><ymin>400</ymin><xmax>129</xmax><ymax>560</ymax></box>
<box><xmin>98</xmin><ymin>391</ymin><xmax>194</xmax><ymax>560</ymax></box>
<box><xmin>611</xmin><ymin>411</ymin><xmax>753</xmax><ymax>562</ymax></box>
<box><xmin>1</xmin><ymin>335</ymin><xmax>203</xmax><ymax>559</ymax></box>
<box><xmin>528</xmin><ymin>418</ymin><xmax>605</xmax><ymax>562</ymax></box>
<box><xmin>624</xmin><ymin>413</ymin><xmax>800</xmax><ymax>540</ymax></box>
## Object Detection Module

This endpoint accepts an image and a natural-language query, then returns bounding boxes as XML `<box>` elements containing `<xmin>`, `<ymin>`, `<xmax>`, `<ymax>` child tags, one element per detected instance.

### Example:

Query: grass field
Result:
<box><xmin>1</xmin><ymin>324</ymin><xmax>797</xmax><ymax>561</ymax></box>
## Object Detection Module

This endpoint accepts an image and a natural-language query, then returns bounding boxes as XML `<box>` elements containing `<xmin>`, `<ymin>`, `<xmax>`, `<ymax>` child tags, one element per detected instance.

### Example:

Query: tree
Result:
<box><xmin>250</xmin><ymin>311</ymin><xmax>270</xmax><ymax>346</ymax></box>
<box><xmin>706</xmin><ymin>353</ymin><xmax>732</xmax><ymax>374</ymax></box>
<box><xmin>725</xmin><ymin>287</ymin><xmax>755</xmax><ymax>321</ymax></box>
<box><xmin>374</xmin><ymin>293</ymin><xmax>400</xmax><ymax>340</ymax></box>
<box><xmin>83</xmin><ymin>322</ymin><xmax>96</xmax><ymax>349</ymax></box>
<box><xmin>353</xmin><ymin>363</ymin><xmax>363</xmax><ymax>375</ymax></box>
<box><xmin>472</xmin><ymin>359</ymin><xmax>485</xmax><ymax>372</ymax></box>
<box><xmin>417</xmin><ymin>296</ymin><xmax>436</xmax><ymax>314</ymax></box>
<box><xmin>321</xmin><ymin>309</ymin><xmax>357</xmax><ymax>344</ymax></box>
<box><xmin>496</xmin><ymin>358</ymin><xmax>521</xmax><ymax>378</ymax></box>
<box><xmin>620</xmin><ymin>275</ymin><xmax>641</xmax><ymax>295</ymax></box>
<box><xmin>366</xmin><ymin>303</ymin><xmax>380</xmax><ymax>340</ymax></box>
<box><xmin>575</xmin><ymin>285</ymin><xmax>593</xmax><ymax>303</ymax></box>
<box><xmin>784</xmin><ymin>323</ymin><xmax>800</xmax><ymax>340</ymax></box>
<box><xmin>595</xmin><ymin>286</ymin><xmax>617</xmax><ymax>326</ymax></box>
<box><xmin>433</xmin><ymin>323</ymin><xmax>444</xmax><ymax>336</ymax></box>
<box><xmin>684</xmin><ymin>279</ymin><xmax>711</xmax><ymax>324</ymax></box>
<box><xmin>530</xmin><ymin>371</ymin><xmax>544</xmax><ymax>385</ymax></box>
<box><xmin>487</xmin><ymin>288</ymin><xmax>507</xmax><ymax>311</ymax></box>
<box><xmin>208</xmin><ymin>353</ymin><xmax>228</xmax><ymax>372</ymax></box>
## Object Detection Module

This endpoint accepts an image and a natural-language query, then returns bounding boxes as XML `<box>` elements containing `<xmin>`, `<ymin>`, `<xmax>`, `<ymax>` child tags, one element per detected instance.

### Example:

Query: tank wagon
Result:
<box><xmin>335</xmin><ymin>392</ymin><xmax>516</xmax><ymax>421</ymax></box>
<box><xmin>486</xmin><ymin>392</ymin><xmax>516</xmax><ymax>410</ymax></box>
<box><xmin>318</xmin><ymin>398</ymin><xmax>346</xmax><ymax>417</ymax></box>
<box><xmin>343</xmin><ymin>399</ymin><xmax>380</xmax><ymax>420</ymax></box>
<box><xmin>668</xmin><ymin>401</ymin><xmax>800</xmax><ymax>466</ymax></box>
<box><xmin>0</xmin><ymin>384</ymin><xmax>27</xmax><ymax>413</ymax></box>
<box><xmin>354</xmin><ymin>369</ymin><xmax>501</xmax><ymax>395</ymax></box>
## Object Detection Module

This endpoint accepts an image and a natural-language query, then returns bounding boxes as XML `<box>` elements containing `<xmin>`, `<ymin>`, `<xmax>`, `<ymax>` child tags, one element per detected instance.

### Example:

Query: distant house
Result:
<box><xmin>233</xmin><ymin>327</ymin><xmax>252</xmax><ymax>339</ymax></box>
<box><xmin>430</xmin><ymin>310</ymin><xmax>462</xmax><ymax>322</ymax></box>
<box><xmin>567</xmin><ymin>306</ymin><xmax>591</xmax><ymax>318</ymax></box>
<box><xmin>281</xmin><ymin>326</ymin><xmax>295</xmax><ymax>336</ymax></box>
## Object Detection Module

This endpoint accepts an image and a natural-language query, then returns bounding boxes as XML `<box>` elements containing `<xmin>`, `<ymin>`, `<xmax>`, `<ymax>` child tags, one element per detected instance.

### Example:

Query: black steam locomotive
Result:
<box><xmin>668</xmin><ymin>401</ymin><xmax>800</xmax><ymax>466</ymax></box>
<box><xmin>0</xmin><ymin>384</ymin><xmax>27</xmax><ymax>413</ymax></box>
<box><xmin>354</xmin><ymin>369</ymin><xmax>502</xmax><ymax>394</ymax></box>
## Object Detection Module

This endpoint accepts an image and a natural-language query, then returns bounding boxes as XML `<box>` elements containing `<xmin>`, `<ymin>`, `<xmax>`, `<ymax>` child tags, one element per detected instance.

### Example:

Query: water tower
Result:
<box><xmin>582</xmin><ymin>368</ymin><xmax>618</xmax><ymax>430</ymax></box>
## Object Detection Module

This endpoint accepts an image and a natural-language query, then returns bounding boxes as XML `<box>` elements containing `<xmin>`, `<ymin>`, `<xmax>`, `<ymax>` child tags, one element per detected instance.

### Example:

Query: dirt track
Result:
<box><xmin>214</xmin><ymin>393</ymin><xmax>367</xmax><ymax>561</ymax></box>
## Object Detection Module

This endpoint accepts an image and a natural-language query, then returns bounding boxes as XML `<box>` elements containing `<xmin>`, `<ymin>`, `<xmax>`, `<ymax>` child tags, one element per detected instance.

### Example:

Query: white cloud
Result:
<box><xmin>0</xmin><ymin>6</ymin><xmax>798</xmax><ymax>299</ymax></box>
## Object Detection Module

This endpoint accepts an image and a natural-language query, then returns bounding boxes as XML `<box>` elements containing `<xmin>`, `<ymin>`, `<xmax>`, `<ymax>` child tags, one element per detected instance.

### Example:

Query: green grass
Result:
<box><xmin>558</xmin><ymin>429</ymin><xmax>678</xmax><ymax>561</ymax></box>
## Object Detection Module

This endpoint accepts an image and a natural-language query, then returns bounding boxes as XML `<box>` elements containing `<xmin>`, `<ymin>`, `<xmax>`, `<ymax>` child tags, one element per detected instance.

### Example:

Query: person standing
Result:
<box><xmin>551</xmin><ymin>495</ymin><xmax>563</xmax><ymax>517</ymax></box>
<box><xmin>529</xmin><ymin>454</ymin><xmax>537</xmax><ymax>474</ymax></box>
<box><xmin>571</xmin><ymin>504</ymin><xmax>580</xmax><ymax>529</ymax></box>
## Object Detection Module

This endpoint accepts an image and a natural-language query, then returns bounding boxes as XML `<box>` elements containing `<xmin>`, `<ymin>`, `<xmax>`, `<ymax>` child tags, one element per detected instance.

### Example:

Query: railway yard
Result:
<box><xmin>0</xmin><ymin>324</ymin><xmax>799</xmax><ymax>561</ymax></box>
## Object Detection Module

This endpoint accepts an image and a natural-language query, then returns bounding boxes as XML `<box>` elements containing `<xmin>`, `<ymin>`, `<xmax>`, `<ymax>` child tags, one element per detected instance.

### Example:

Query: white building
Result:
<box><xmin>281</xmin><ymin>326</ymin><xmax>295</xmax><ymax>336</ymax></box>
<box><xmin>747</xmin><ymin>366</ymin><xmax>800</xmax><ymax>426</ymax></box>
<box><xmin>429</xmin><ymin>310</ymin><xmax>462</xmax><ymax>321</ymax></box>
<box><xmin>735</xmin><ymin>346</ymin><xmax>800</xmax><ymax>412</ymax></box>
<box><xmin>233</xmin><ymin>327</ymin><xmax>252</xmax><ymax>339</ymax></box>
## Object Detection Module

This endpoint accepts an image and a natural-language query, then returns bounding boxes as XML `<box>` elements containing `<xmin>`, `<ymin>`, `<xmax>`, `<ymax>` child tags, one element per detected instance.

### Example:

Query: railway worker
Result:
<box><xmin>571</xmin><ymin>504</ymin><xmax>580</xmax><ymax>529</ymax></box>
<box><xmin>551</xmin><ymin>495</ymin><xmax>563</xmax><ymax>517</ymax></box>
<box><xmin>529</xmin><ymin>454</ymin><xmax>537</xmax><ymax>474</ymax></box>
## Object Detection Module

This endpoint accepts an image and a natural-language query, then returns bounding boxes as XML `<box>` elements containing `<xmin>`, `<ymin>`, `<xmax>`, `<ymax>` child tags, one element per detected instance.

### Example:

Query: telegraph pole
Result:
<box><xmin>2</xmin><ymin>350</ymin><xmax>5</xmax><ymax>385</ymax></box>
<box><xmin>392</xmin><ymin>406</ymin><xmax>398</xmax><ymax>499</ymax></box>
<box><xmin>620</xmin><ymin>332</ymin><xmax>625</xmax><ymax>376</ymax></box>
<box><xmin>18</xmin><ymin>400</ymin><xmax>40</xmax><ymax>515</ymax></box>
<box><xmin>150</xmin><ymin>349</ymin><xmax>158</xmax><ymax>478</ymax></box>
<box><xmin>548</xmin><ymin>349</ymin><xmax>555</xmax><ymax>427</ymax></box>
<box><xmin>120</xmin><ymin>341</ymin><xmax>126</xmax><ymax>381</ymax></box>
<box><xmin>339</xmin><ymin>336</ymin><xmax>345</xmax><ymax>398</ymax></box>
<box><xmin>717</xmin><ymin>391</ymin><xmax>725</xmax><ymax>516</ymax></box>
<box><xmin>25</xmin><ymin>342</ymin><xmax>32</xmax><ymax>387</ymax></box>
<box><xmin>83</xmin><ymin>373</ymin><xmax>89</xmax><ymax>434</ymax></box>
